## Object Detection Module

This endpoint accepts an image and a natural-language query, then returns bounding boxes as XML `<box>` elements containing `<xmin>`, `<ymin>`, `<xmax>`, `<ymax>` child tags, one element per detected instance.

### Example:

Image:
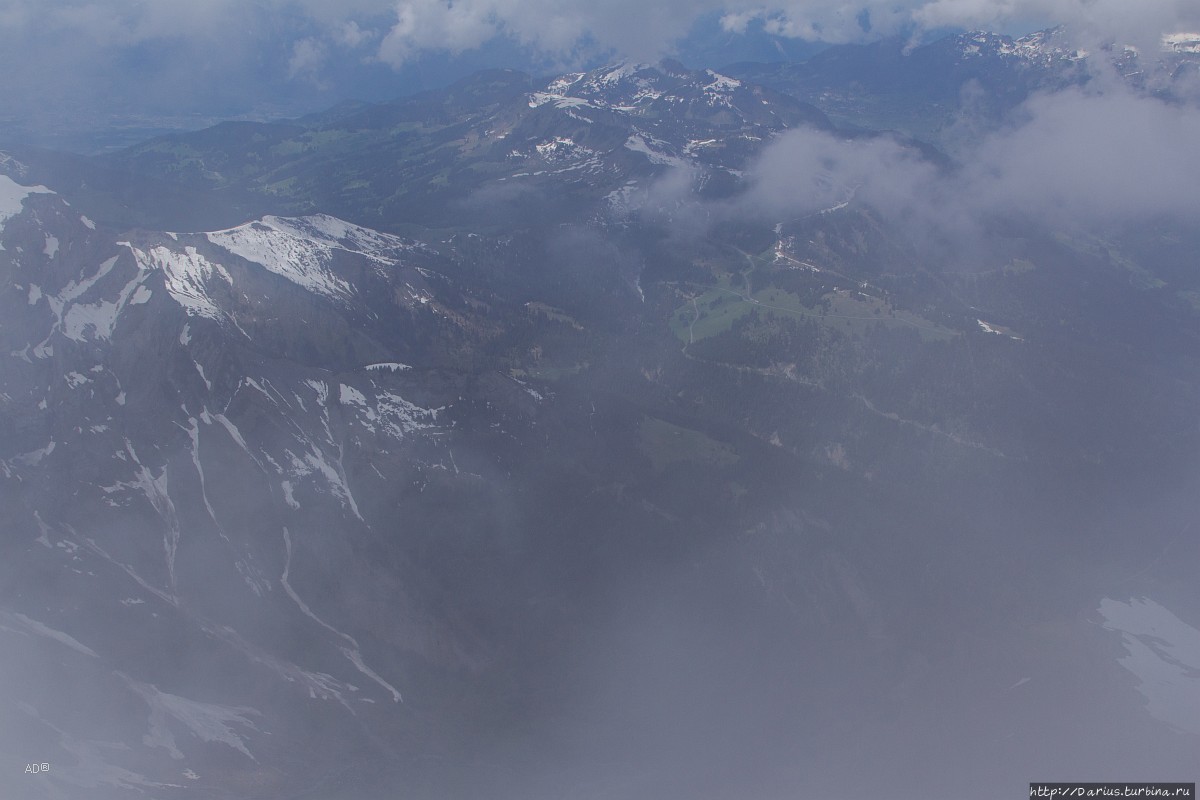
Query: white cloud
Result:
<box><xmin>378</xmin><ymin>0</ymin><xmax>503</xmax><ymax>65</ymax></box>
<box><xmin>3</xmin><ymin>0</ymin><xmax>1198</xmax><ymax>63</ymax></box>
<box><xmin>961</xmin><ymin>84</ymin><xmax>1200</xmax><ymax>224</ymax></box>
<box><xmin>335</xmin><ymin>20</ymin><xmax>373</xmax><ymax>48</ymax></box>
<box><xmin>719</xmin><ymin>81</ymin><xmax>1200</xmax><ymax>239</ymax></box>
<box><xmin>375</xmin><ymin>0</ymin><xmax>715</xmax><ymax>66</ymax></box>
<box><xmin>288</xmin><ymin>37</ymin><xmax>330</xmax><ymax>84</ymax></box>
<box><xmin>740</xmin><ymin>130</ymin><xmax>939</xmax><ymax>220</ymax></box>
<box><xmin>371</xmin><ymin>0</ymin><xmax>1200</xmax><ymax>65</ymax></box>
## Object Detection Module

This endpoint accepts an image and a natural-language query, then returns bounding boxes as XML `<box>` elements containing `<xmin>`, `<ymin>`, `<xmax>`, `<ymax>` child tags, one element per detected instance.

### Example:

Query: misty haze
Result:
<box><xmin>2</xmin><ymin>1</ymin><xmax>1199</xmax><ymax>799</ymax></box>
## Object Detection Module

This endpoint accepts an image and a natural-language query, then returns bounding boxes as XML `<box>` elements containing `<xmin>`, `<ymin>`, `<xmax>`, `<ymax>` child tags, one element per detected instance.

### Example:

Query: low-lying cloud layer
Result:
<box><xmin>706</xmin><ymin>80</ymin><xmax>1200</xmax><ymax>247</ymax></box>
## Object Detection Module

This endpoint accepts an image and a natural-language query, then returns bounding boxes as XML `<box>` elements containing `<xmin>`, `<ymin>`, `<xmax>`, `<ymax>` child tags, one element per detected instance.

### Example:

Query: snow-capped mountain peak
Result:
<box><xmin>206</xmin><ymin>213</ymin><xmax>414</xmax><ymax>302</ymax></box>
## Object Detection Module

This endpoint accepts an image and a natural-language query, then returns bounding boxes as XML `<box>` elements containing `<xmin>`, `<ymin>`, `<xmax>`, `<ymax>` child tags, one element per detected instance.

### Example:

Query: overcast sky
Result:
<box><xmin>1</xmin><ymin>0</ymin><xmax>1198</xmax><ymax>149</ymax></box>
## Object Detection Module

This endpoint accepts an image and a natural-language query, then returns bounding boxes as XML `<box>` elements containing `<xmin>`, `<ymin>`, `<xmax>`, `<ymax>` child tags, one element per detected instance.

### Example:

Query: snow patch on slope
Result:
<box><xmin>0</xmin><ymin>610</ymin><xmax>99</xmax><ymax>658</ymax></box>
<box><xmin>535</xmin><ymin>137</ymin><xmax>597</xmax><ymax>164</ymax></box>
<box><xmin>207</xmin><ymin>214</ymin><xmax>409</xmax><ymax>301</ymax></box>
<box><xmin>0</xmin><ymin>173</ymin><xmax>53</xmax><ymax>237</ymax></box>
<box><xmin>1163</xmin><ymin>32</ymin><xmax>1200</xmax><ymax>54</ymax></box>
<box><xmin>111</xmin><ymin>439</ymin><xmax>182</xmax><ymax>595</ymax></box>
<box><xmin>624</xmin><ymin>135</ymin><xmax>688</xmax><ymax>168</ymax></box>
<box><xmin>703</xmin><ymin>70</ymin><xmax>741</xmax><ymax>92</ymax></box>
<box><xmin>528</xmin><ymin>92</ymin><xmax>597</xmax><ymax>110</ymax></box>
<box><xmin>281</xmin><ymin>527</ymin><xmax>403</xmax><ymax>703</ymax></box>
<box><xmin>126</xmin><ymin>244</ymin><xmax>232</xmax><ymax>322</ymax></box>
<box><xmin>123</xmin><ymin>674</ymin><xmax>260</xmax><ymax>761</ymax></box>
<box><xmin>208</xmin><ymin>220</ymin><xmax>351</xmax><ymax>300</ymax></box>
<box><xmin>530</xmin><ymin>64</ymin><xmax>668</xmax><ymax>112</ymax></box>
<box><xmin>1098</xmin><ymin>596</ymin><xmax>1200</xmax><ymax>734</ymax></box>
<box><xmin>339</xmin><ymin>382</ymin><xmax>440</xmax><ymax>439</ymax></box>
<box><xmin>62</xmin><ymin>272</ymin><xmax>148</xmax><ymax>341</ymax></box>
